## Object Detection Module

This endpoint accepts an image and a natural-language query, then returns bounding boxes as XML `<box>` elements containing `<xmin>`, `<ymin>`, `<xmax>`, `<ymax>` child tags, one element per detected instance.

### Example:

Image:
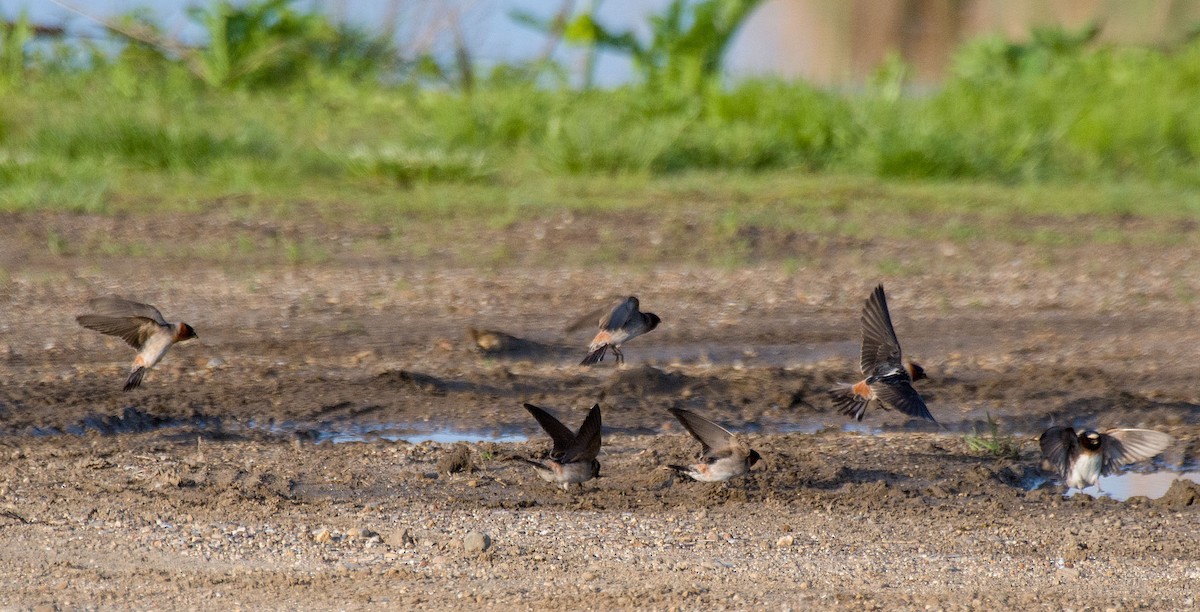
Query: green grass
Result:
<box><xmin>964</xmin><ymin>413</ymin><xmax>1022</xmax><ymax>460</ymax></box>
<box><xmin>5</xmin><ymin>29</ymin><xmax>1200</xmax><ymax>215</ymax></box>
<box><xmin>6</xmin><ymin>25</ymin><xmax>1200</xmax><ymax>269</ymax></box>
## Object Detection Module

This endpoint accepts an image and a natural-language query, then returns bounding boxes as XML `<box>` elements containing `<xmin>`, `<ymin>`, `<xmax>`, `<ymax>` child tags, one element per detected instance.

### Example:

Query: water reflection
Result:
<box><xmin>1066</xmin><ymin>471</ymin><xmax>1200</xmax><ymax>501</ymax></box>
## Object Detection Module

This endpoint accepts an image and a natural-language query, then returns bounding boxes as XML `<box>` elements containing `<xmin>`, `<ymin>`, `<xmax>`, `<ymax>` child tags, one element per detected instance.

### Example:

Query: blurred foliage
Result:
<box><xmin>516</xmin><ymin>0</ymin><xmax>764</xmax><ymax>95</ymax></box>
<box><xmin>107</xmin><ymin>0</ymin><xmax>397</xmax><ymax>89</ymax></box>
<box><xmin>0</xmin><ymin>10</ymin><xmax>33</xmax><ymax>87</ymax></box>
<box><xmin>0</xmin><ymin>2</ymin><xmax>1199</xmax><ymax>213</ymax></box>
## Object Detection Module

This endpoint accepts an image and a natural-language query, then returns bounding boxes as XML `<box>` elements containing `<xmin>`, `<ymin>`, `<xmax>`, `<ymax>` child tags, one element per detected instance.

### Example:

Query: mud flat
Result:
<box><xmin>1</xmin><ymin>212</ymin><xmax>1199</xmax><ymax>608</ymax></box>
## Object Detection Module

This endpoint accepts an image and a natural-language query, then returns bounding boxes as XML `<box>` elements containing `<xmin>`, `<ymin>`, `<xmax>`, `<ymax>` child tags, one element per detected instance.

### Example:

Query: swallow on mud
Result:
<box><xmin>665</xmin><ymin>408</ymin><xmax>761</xmax><ymax>482</ymax></box>
<box><xmin>580</xmin><ymin>296</ymin><xmax>660</xmax><ymax>366</ymax></box>
<box><xmin>76</xmin><ymin>295</ymin><xmax>198</xmax><ymax>391</ymax></box>
<box><xmin>515</xmin><ymin>403</ymin><xmax>602</xmax><ymax>491</ymax></box>
<box><xmin>1039</xmin><ymin>426</ymin><xmax>1174</xmax><ymax>490</ymax></box>
<box><xmin>830</xmin><ymin>284</ymin><xmax>937</xmax><ymax>424</ymax></box>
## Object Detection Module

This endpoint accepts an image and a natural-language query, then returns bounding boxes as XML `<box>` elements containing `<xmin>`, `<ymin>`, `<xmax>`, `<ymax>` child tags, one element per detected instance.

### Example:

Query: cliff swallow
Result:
<box><xmin>76</xmin><ymin>295</ymin><xmax>198</xmax><ymax>391</ymax></box>
<box><xmin>1039</xmin><ymin>426</ymin><xmax>1175</xmax><ymax>490</ymax></box>
<box><xmin>580</xmin><ymin>296</ymin><xmax>660</xmax><ymax>366</ymax></box>
<box><xmin>515</xmin><ymin>403</ymin><xmax>602</xmax><ymax>491</ymax></box>
<box><xmin>830</xmin><ymin>284</ymin><xmax>937</xmax><ymax>424</ymax></box>
<box><xmin>665</xmin><ymin>408</ymin><xmax>761</xmax><ymax>482</ymax></box>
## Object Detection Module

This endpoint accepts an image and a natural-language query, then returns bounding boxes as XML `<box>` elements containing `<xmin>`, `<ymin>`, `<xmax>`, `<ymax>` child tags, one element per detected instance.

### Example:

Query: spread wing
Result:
<box><xmin>669</xmin><ymin>408</ymin><xmax>740</xmax><ymax>459</ymax></box>
<box><xmin>84</xmin><ymin>295</ymin><xmax>167</xmax><ymax>324</ymax></box>
<box><xmin>860</xmin><ymin>285</ymin><xmax>902</xmax><ymax>376</ymax></box>
<box><xmin>523</xmin><ymin>403</ymin><xmax>576</xmax><ymax>459</ymax></box>
<box><xmin>561</xmin><ymin>404</ymin><xmax>602</xmax><ymax>463</ymax></box>
<box><xmin>76</xmin><ymin>315</ymin><xmax>162</xmax><ymax>349</ymax></box>
<box><xmin>598</xmin><ymin>297</ymin><xmax>638</xmax><ymax>332</ymax></box>
<box><xmin>1039</xmin><ymin>426</ymin><xmax>1079</xmax><ymax>475</ymax></box>
<box><xmin>565</xmin><ymin>299</ymin><xmax>623</xmax><ymax>334</ymax></box>
<box><xmin>872</xmin><ymin>378</ymin><xmax>937</xmax><ymax>423</ymax></box>
<box><xmin>1100</xmin><ymin>429</ymin><xmax>1174</xmax><ymax>475</ymax></box>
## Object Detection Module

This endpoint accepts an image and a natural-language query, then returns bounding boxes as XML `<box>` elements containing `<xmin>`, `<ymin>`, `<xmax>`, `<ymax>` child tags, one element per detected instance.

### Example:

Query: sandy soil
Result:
<box><xmin>1</xmin><ymin>209</ymin><xmax>1199</xmax><ymax>609</ymax></box>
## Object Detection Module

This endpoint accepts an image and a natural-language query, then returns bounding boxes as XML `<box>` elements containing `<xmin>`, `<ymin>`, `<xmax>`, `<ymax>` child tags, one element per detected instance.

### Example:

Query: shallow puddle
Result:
<box><xmin>640</xmin><ymin>341</ymin><xmax>857</xmax><ymax>367</ymax></box>
<box><xmin>317</xmin><ymin>424</ymin><xmax>528</xmax><ymax>445</ymax></box>
<box><xmin>244</xmin><ymin>420</ymin><xmax>529</xmax><ymax>445</ymax></box>
<box><xmin>1066</xmin><ymin>470</ymin><xmax>1200</xmax><ymax>501</ymax></box>
<box><xmin>775</xmin><ymin>421</ymin><xmax>883</xmax><ymax>435</ymax></box>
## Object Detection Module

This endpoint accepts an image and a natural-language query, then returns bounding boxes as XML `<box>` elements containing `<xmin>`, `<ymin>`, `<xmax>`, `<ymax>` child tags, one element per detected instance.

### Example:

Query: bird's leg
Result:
<box><xmin>613</xmin><ymin>346</ymin><xmax>624</xmax><ymax>365</ymax></box>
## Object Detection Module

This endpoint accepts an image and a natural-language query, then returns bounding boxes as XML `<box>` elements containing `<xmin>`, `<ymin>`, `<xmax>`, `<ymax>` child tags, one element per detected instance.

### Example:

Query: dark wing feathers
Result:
<box><xmin>85</xmin><ymin>295</ymin><xmax>167</xmax><ymax>324</ymax></box>
<box><xmin>1039</xmin><ymin>426</ymin><xmax>1079</xmax><ymax>476</ymax></box>
<box><xmin>76</xmin><ymin>315</ymin><xmax>162</xmax><ymax>349</ymax></box>
<box><xmin>668</xmin><ymin>408</ymin><xmax>735</xmax><ymax>458</ymax></box>
<box><xmin>523</xmin><ymin>403</ymin><xmax>577</xmax><ymax>459</ymax></box>
<box><xmin>860</xmin><ymin>285</ymin><xmax>902</xmax><ymax>375</ymax></box>
<box><xmin>1100</xmin><ymin>429</ymin><xmax>1174</xmax><ymax>475</ymax></box>
<box><xmin>872</xmin><ymin>379</ymin><xmax>937</xmax><ymax>423</ymax></box>
<box><xmin>598</xmin><ymin>297</ymin><xmax>638</xmax><ymax>332</ymax></box>
<box><xmin>562</xmin><ymin>404</ymin><xmax>602</xmax><ymax>464</ymax></box>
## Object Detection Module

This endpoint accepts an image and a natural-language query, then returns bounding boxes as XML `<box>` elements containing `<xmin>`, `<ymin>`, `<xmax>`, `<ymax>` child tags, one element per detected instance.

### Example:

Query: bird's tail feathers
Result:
<box><xmin>510</xmin><ymin>456</ymin><xmax>547</xmax><ymax>470</ymax></box>
<box><xmin>828</xmin><ymin>384</ymin><xmax>869</xmax><ymax>421</ymax></box>
<box><xmin>580</xmin><ymin>344</ymin><xmax>608</xmax><ymax>366</ymax></box>
<box><xmin>124</xmin><ymin>367</ymin><xmax>146</xmax><ymax>392</ymax></box>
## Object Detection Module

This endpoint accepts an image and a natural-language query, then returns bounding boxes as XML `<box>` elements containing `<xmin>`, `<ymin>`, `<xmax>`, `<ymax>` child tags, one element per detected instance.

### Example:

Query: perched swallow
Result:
<box><xmin>665</xmin><ymin>408</ymin><xmax>761</xmax><ymax>482</ymax></box>
<box><xmin>515</xmin><ymin>403</ymin><xmax>602</xmax><ymax>491</ymax></box>
<box><xmin>76</xmin><ymin>295</ymin><xmax>198</xmax><ymax>391</ymax></box>
<box><xmin>830</xmin><ymin>284</ymin><xmax>937</xmax><ymax>424</ymax></box>
<box><xmin>1039</xmin><ymin>426</ymin><xmax>1174</xmax><ymax>490</ymax></box>
<box><xmin>580</xmin><ymin>296</ymin><xmax>660</xmax><ymax>366</ymax></box>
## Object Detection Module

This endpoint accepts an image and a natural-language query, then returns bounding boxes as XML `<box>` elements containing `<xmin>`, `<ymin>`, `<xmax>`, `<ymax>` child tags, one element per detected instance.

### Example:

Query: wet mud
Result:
<box><xmin>1</xmin><ymin>223</ymin><xmax>1200</xmax><ymax>609</ymax></box>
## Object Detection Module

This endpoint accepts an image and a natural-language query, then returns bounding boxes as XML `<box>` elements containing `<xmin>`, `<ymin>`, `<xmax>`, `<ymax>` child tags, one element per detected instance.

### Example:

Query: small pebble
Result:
<box><xmin>386</xmin><ymin>529</ymin><xmax>416</xmax><ymax>548</ymax></box>
<box><xmin>346</xmin><ymin>527</ymin><xmax>376</xmax><ymax>540</ymax></box>
<box><xmin>463</xmin><ymin>531</ymin><xmax>490</xmax><ymax>553</ymax></box>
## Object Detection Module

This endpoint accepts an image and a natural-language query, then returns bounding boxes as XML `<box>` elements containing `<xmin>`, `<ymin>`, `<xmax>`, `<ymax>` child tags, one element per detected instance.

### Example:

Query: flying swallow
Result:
<box><xmin>515</xmin><ymin>403</ymin><xmax>602</xmax><ymax>491</ymax></box>
<box><xmin>1039</xmin><ymin>426</ymin><xmax>1174</xmax><ymax>490</ymax></box>
<box><xmin>580</xmin><ymin>296</ymin><xmax>660</xmax><ymax>366</ymax></box>
<box><xmin>76</xmin><ymin>295</ymin><xmax>198</xmax><ymax>391</ymax></box>
<box><xmin>830</xmin><ymin>284</ymin><xmax>937</xmax><ymax>424</ymax></box>
<box><xmin>665</xmin><ymin>408</ymin><xmax>761</xmax><ymax>482</ymax></box>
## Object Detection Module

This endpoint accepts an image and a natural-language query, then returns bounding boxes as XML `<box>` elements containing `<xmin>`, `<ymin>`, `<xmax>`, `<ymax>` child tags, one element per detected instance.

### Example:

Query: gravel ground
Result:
<box><xmin>0</xmin><ymin>209</ymin><xmax>1199</xmax><ymax>609</ymax></box>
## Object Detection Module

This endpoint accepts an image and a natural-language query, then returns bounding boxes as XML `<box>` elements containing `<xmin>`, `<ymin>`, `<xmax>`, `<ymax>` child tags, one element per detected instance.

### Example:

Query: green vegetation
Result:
<box><xmin>2</xmin><ymin>2</ymin><xmax>1200</xmax><ymax>230</ymax></box>
<box><xmin>964</xmin><ymin>413</ymin><xmax>1022</xmax><ymax>459</ymax></box>
<box><xmin>516</xmin><ymin>0</ymin><xmax>765</xmax><ymax>94</ymax></box>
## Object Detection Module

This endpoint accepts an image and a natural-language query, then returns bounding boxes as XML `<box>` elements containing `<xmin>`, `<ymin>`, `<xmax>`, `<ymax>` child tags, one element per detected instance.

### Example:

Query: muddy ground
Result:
<box><xmin>1</xmin><ymin>209</ymin><xmax>1199</xmax><ymax>609</ymax></box>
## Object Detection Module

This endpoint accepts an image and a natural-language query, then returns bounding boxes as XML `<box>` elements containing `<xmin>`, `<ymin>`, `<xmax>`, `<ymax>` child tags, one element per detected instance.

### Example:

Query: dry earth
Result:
<box><xmin>0</xmin><ymin>209</ymin><xmax>1198</xmax><ymax>609</ymax></box>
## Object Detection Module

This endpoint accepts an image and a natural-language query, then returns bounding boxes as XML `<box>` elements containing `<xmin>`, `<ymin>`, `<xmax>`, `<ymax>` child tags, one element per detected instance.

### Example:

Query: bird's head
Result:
<box><xmin>906</xmin><ymin>361</ymin><xmax>927</xmax><ymax>382</ymax></box>
<box><xmin>176</xmin><ymin>323</ymin><xmax>198</xmax><ymax>342</ymax></box>
<box><xmin>1080</xmin><ymin>430</ymin><xmax>1103</xmax><ymax>450</ymax></box>
<box><xmin>644</xmin><ymin>312</ymin><xmax>662</xmax><ymax>332</ymax></box>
